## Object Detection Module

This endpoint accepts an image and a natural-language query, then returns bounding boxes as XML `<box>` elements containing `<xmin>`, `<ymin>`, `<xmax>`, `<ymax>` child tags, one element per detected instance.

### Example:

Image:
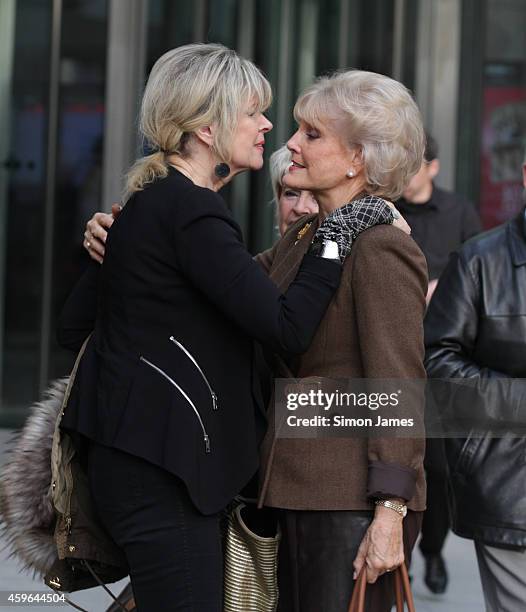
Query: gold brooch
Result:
<box><xmin>294</xmin><ymin>222</ymin><xmax>312</xmax><ymax>245</ymax></box>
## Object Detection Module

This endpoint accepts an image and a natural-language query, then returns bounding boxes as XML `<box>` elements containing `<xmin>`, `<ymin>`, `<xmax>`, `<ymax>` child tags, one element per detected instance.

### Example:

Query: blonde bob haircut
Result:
<box><xmin>294</xmin><ymin>70</ymin><xmax>425</xmax><ymax>200</ymax></box>
<box><xmin>124</xmin><ymin>43</ymin><xmax>272</xmax><ymax>200</ymax></box>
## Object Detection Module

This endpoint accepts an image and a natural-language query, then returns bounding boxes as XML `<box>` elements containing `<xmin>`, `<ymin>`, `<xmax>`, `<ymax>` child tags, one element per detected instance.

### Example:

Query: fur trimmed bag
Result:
<box><xmin>0</xmin><ymin>336</ymin><xmax>127</xmax><ymax>612</ymax></box>
<box><xmin>0</xmin><ymin>378</ymin><xmax>68</xmax><ymax>576</ymax></box>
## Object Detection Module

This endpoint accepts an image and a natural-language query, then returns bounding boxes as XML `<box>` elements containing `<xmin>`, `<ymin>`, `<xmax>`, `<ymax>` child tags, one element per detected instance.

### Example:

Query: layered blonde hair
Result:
<box><xmin>124</xmin><ymin>43</ymin><xmax>272</xmax><ymax>201</ymax></box>
<box><xmin>294</xmin><ymin>70</ymin><xmax>425</xmax><ymax>200</ymax></box>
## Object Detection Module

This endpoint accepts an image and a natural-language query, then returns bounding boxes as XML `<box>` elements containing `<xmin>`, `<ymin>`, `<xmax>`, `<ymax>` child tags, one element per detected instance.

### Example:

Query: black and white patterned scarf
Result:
<box><xmin>312</xmin><ymin>194</ymin><xmax>397</xmax><ymax>261</ymax></box>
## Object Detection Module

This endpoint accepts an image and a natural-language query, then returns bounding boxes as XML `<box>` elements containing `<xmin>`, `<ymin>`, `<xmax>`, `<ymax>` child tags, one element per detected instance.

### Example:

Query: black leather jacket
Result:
<box><xmin>425</xmin><ymin>208</ymin><xmax>526</xmax><ymax>549</ymax></box>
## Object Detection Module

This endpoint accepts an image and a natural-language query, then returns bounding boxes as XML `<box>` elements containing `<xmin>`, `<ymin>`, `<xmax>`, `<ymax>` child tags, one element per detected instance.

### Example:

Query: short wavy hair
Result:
<box><xmin>125</xmin><ymin>43</ymin><xmax>272</xmax><ymax>200</ymax></box>
<box><xmin>293</xmin><ymin>70</ymin><xmax>425</xmax><ymax>200</ymax></box>
<box><xmin>269</xmin><ymin>145</ymin><xmax>292</xmax><ymax>203</ymax></box>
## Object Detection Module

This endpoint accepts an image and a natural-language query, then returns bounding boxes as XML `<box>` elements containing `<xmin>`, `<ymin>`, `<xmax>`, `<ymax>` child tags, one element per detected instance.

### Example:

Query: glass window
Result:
<box><xmin>349</xmin><ymin>0</ymin><xmax>395</xmax><ymax>75</ymax></box>
<box><xmin>147</xmin><ymin>0</ymin><xmax>196</xmax><ymax>72</ymax></box>
<box><xmin>207</xmin><ymin>0</ymin><xmax>239</xmax><ymax>48</ymax></box>
<box><xmin>48</xmin><ymin>0</ymin><xmax>109</xmax><ymax>381</ymax></box>
<box><xmin>315</xmin><ymin>0</ymin><xmax>342</xmax><ymax>75</ymax></box>
<box><xmin>0</xmin><ymin>0</ymin><xmax>108</xmax><ymax>425</ymax></box>
<box><xmin>0</xmin><ymin>0</ymin><xmax>51</xmax><ymax>423</ymax></box>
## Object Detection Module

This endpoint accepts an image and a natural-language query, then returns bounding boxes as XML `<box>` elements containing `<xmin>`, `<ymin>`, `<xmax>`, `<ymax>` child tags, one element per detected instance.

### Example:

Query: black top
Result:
<box><xmin>396</xmin><ymin>186</ymin><xmax>481</xmax><ymax>279</ymax></box>
<box><xmin>57</xmin><ymin>167</ymin><xmax>341</xmax><ymax>515</ymax></box>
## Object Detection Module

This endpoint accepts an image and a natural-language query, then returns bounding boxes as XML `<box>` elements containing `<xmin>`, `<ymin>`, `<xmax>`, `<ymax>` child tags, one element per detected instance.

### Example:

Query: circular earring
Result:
<box><xmin>214</xmin><ymin>163</ymin><xmax>230</xmax><ymax>179</ymax></box>
<box><xmin>346</xmin><ymin>170</ymin><xmax>355</xmax><ymax>178</ymax></box>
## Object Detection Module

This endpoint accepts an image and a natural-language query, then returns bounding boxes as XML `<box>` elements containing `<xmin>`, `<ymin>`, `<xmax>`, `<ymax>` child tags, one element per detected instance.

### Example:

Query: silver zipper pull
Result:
<box><xmin>169</xmin><ymin>336</ymin><xmax>219</xmax><ymax>412</ymax></box>
<box><xmin>141</xmin><ymin>356</ymin><xmax>212</xmax><ymax>455</ymax></box>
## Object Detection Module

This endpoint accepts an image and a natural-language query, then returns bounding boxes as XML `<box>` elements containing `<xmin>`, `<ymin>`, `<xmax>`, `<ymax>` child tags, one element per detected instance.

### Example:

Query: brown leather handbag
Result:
<box><xmin>348</xmin><ymin>563</ymin><xmax>415</xmax><ymax>612</ymax></box>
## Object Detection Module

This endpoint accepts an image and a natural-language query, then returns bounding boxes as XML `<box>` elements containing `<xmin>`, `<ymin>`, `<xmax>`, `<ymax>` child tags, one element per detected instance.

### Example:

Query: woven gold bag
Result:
<box><xmin>223</xmin><ymin>503</ymin><xmax>281</xmax><ymax>612</ymax></box>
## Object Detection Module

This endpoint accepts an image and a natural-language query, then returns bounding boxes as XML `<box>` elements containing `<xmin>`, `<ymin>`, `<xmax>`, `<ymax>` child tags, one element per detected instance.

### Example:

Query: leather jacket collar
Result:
<box><xmin>509</xmin><ymin>207</ymin><xmax>526</xmax><ymax>267</ymax></box>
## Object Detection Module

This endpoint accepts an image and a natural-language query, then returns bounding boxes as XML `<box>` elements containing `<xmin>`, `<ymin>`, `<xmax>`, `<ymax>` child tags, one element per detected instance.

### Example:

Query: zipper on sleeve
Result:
<box><xmin>169</xmin><ymin>336</ymin><xmax>218</xmax><ymax>410</ymax></box>
<box><xmin>140</xmin><ymin>356</ymin><xmax>211</xmax><ymax>454</ymax></box>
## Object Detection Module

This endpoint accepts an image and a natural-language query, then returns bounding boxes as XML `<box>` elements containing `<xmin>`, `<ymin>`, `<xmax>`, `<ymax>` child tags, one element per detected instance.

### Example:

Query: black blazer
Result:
<box><xmin>58</xmin><ymin>167</ymin><xmax>340</xmax><ymax>514</ymax></box>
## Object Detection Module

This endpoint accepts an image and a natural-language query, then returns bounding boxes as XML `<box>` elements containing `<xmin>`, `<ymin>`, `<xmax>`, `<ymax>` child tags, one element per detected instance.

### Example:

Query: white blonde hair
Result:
<box><xmin>269</xmin><ymin>145</ymin><xmax>292</xmax><ymax>203</ymax></box>
<box><xmin>124</xmin><ymin>43</ymin><xmax>272</xmax><ymax>200</ymax></box>
<box><xmin>294</xmin><ymin>70</ymin><xmax>425</xmax><ymax>200</ymax></box>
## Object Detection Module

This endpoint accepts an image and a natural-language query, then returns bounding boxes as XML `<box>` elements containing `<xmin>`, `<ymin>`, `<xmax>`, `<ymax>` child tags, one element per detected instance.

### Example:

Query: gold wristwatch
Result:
<box><xmin>374</xmin><ymin>499</ymin><xmax>407</xmax><ymax>517</ymax></box>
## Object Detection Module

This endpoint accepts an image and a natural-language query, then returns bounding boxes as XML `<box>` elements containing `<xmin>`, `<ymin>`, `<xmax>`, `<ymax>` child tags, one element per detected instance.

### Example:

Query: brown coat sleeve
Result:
<box><xmin>350</xmin><ymin>226</ymin><xmax>428</xmax><ymax>501</ymax></box>
<box><xmin>254</xmin><ymin>245</ymin><xmax>278</xmax><ymax>273</ymax></box>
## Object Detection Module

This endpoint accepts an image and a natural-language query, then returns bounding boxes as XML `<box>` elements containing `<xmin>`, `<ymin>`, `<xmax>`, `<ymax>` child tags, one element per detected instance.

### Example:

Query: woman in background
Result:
<box><xmin>269</xmin><ymin>145</ymin><xmax>319</xmax><ymax>236</ymax></box>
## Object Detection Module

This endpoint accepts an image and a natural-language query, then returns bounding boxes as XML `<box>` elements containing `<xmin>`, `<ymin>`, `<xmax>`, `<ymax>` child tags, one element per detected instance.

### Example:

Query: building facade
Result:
<box><xmin>0</xmin><ymin>0</ymin><xmax>525</xmax><ymax>424</ymax></box>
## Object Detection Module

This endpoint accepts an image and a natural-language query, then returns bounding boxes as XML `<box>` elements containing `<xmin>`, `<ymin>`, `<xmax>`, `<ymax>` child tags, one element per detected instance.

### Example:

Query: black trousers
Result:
<box><xmin>276</xmin><ymin>509</ymin><xmax>422</xmax><ymax>612</ymax></box>
<box><xmin>419</xmin><ymin>439</ymin><xmax>450</xmax><ymax>555</ymax></box>
<box><xmin>87</xmin><ymin>442</ymin><xmax>223</xmax><ymax>612</ymax></box>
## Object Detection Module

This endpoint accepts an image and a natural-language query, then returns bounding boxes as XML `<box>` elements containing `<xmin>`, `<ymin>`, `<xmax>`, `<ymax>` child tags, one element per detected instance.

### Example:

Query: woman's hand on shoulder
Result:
<box><xmin>352</xmin><ymin>502</ymin><xmax>404</xmax><ymax>583</ymax></box>
<box><xmin>383</xmin><ymin>200</ymin><xmax>411</xmax><ymax>235</ymax></box>
<box><xmin>84</xmin><ymin>203</ymin><xmax>122</xmax><ymax>264</ymax></box>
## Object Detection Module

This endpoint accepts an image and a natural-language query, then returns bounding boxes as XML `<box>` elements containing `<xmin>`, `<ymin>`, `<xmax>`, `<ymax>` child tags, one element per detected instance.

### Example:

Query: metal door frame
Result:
<box><xmin>0</xmin><ymin>0</ymin><xmax>17</xmax><ymax>406</ymax></box>
<box><xmin>38</xmin><ymin>0</ymin><xmax>63</xmax><ymax>392</ymax></box>
<box><xmin>415</xmin><ymin>0</ymin><xmax>462</xmax><ymax>191</ymax></box>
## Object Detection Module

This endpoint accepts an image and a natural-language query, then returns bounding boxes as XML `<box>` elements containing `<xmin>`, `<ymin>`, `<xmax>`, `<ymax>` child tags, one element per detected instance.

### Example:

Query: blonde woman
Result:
<box><xmin>58</xmin><ymin>45</ymin><xmax>401</xmax><ymax>611</ymax></box>
<box><xmin>257</xmin><ymin>71</ymin><xmax>428</xmax><ymax>611</ymax></box>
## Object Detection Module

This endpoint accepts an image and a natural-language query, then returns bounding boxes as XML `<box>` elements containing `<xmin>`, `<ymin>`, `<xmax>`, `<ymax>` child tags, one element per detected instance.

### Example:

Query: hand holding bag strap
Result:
<box><xmin>348</xmin><ymin>563</ymin><xmax>415</xmax><ymax>612</ymax></box>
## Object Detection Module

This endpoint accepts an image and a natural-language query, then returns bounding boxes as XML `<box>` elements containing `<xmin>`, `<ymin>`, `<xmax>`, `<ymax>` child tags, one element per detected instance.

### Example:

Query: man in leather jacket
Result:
<box><xmin>424</xmin><ymin>156</ymin><xmax>526</xmax><ymax>611</ymax></box>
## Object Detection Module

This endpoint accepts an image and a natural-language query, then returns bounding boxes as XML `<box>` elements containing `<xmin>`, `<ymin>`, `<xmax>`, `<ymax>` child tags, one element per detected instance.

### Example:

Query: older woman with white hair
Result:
<box><xmin>257</xmin><ymin>70</ymin><xmax>428</xmax><ymax>611</ymax></box>
<box><xmin>270</xmin><ymin>145</ymin><xmax>319</xmax><ymax>236</ymax></box>
<box><xmin>57</xmin><ymin>45</ymin><xmax>403</xmax><ymax>611</ymax></box>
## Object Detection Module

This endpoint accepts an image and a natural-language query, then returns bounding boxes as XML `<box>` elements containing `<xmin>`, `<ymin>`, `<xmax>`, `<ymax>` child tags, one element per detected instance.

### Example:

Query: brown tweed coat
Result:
<box><xmin>257</xmin><ymin>214</ymin><xmax>428</xmax><ymax>512</ymax></box>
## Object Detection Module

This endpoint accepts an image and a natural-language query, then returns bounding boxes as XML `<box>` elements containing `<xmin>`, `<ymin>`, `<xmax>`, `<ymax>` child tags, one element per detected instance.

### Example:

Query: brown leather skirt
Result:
<box><xmin>276</xmin><ymin>509</ymin><xmax>422</xmax><ymax>612</ymax></box>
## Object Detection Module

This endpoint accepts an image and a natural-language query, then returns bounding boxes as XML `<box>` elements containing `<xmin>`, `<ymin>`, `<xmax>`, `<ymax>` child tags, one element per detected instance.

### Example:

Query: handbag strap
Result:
<box><xmin>348</xmin><ymin>563</ymin><xmax>415</xmax><ymax>612</ymax></box>
<box><xmin>347</xmin><ymin>567</ymin><xmax>367</xmax><ymax>612</ymax></box>
<box><xmin>395</xmin><ymin>563</ymin><xmax>415</xmax><ymax>612</ymax></box>
<box><xmin>62</xmin><ymin>334</ymin><xmax>92</xmax><ymax>412</ymax></box>
<box><xmin>82</xmin><ymin>561</ymin><xmax>129</xmax><ymax>611</ymax></box>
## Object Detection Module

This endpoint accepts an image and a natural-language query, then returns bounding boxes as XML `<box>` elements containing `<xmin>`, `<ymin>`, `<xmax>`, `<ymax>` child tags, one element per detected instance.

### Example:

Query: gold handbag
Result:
<box><xmin>223</xmin><ymin>503</ymin><xmax>280</xmax><ymax>612</ymax></box>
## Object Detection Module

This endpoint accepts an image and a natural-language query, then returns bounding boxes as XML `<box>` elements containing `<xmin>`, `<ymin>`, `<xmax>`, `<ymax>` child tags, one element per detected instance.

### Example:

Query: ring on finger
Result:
<box><xmin>86</xmin><ymin>240</ymin><xmax>91</xmax><ymax>249</ymax></box>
